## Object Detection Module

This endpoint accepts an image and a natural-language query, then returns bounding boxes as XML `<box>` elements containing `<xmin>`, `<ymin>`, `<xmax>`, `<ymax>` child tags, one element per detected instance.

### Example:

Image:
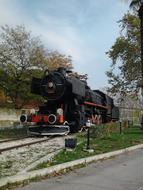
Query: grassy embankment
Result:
<box><xmin>0</xmin><ymin>127</ymin><xmax>28</xmax><ymax>139</ymax></box>
<box><xmin>34</xmin><ymin>123</ymin><xmax>143</xmax><ymax>169</ymax></box>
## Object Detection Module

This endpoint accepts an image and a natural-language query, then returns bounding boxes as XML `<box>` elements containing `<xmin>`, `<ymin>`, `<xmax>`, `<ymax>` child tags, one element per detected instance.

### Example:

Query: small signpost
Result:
<box><xmin>85</xmin><ymin>118</ymin><xmax>94</xmax><ymax>153</ymax></box>
<box><xmin>65</xmin><ymin>138</ymin><xmax>77</xmax><ymax>149</ymax></box>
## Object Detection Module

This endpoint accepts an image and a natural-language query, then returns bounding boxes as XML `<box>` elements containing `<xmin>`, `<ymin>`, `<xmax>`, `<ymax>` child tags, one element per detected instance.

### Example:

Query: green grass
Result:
<box><xmin>33</xmin><ymin>125</ymin><xmax>143</xmax><ymax>170</ymax></box>
<box><xmin>0</xmin><ymin>127</ymin><xmax>28</xmax><ymax>139</ymax></box>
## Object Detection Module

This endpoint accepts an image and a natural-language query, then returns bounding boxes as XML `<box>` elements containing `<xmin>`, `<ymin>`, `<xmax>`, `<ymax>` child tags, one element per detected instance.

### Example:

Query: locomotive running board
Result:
<box><xmin>28</xmin><ymin>125</ymin><xmax>70</xmax><ymax>136</ymax></box>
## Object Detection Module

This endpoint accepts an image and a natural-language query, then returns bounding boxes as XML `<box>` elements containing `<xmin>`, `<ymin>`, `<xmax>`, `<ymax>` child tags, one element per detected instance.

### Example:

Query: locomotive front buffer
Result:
<box><xmin>28</xmin><ymin>125</ymin><xmax>70</xmax><ymax>136</ymax></box>
<box><xmin>20</xmin><ymin>111</ymin><xmax>70</xmax><ymax>136</ymax></box>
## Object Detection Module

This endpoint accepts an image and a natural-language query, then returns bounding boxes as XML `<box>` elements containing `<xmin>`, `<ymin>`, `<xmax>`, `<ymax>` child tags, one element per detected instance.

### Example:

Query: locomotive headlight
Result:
<box><xmin>46</xmin><ymin>81</ymin><xmax>56</xmax><ymax>94</ymax></box>
<box><xmin>48</xmin><ymin>82</ymin><xmax>54</xmax><ymax>88</ymax></box>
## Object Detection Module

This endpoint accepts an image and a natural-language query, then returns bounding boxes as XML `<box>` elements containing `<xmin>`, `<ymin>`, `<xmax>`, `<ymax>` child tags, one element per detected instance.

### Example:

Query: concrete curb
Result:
<box><xmin>1</xmin><ymin>143</ymin><xmax>143</xmax><ymax>188</ymax></box>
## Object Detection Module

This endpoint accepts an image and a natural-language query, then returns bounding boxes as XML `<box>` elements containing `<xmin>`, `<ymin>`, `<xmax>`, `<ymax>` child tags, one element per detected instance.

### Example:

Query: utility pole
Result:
<box><xmin>138</xmin><ymin>2</ymin><xmax>143</xmax><ymax>129</ymax></box>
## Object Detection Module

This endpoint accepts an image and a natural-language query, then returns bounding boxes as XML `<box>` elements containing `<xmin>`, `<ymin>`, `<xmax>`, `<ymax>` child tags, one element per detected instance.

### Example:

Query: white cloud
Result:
<box><xmin>0</xmin><ymin>0</ymin><xmax>129</xmax><ymax>89</ymax></box>
<box><xmin>27</xmin><ymin>11</ymin><xmax>97</xmax><ymax>68</ymax></box>
<box><xmin>0</xmin><ymin>0</ymin><xmax>94</xmax><ymax>75</ymax></box>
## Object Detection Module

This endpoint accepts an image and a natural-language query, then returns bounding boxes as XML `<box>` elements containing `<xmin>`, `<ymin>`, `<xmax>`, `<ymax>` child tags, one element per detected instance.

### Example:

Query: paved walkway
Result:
<box><xmin>17</xmin><ymin>148</ymin><xmax>143</xmax><ymax>190</ymax></box>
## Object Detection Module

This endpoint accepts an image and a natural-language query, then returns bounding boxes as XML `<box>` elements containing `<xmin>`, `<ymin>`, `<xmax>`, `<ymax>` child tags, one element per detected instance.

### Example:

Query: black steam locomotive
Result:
<box><xmin>20</xmin><ymin>67</ymin><xmax>119</xmax><ymax>135</ymax></box>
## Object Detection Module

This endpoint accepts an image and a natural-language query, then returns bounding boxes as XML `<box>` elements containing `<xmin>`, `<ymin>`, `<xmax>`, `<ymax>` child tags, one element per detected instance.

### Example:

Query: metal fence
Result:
<box><xmin>119</xmin><ymin>106</ymin><xmax>142</xmax><ymax>126</ymax></box>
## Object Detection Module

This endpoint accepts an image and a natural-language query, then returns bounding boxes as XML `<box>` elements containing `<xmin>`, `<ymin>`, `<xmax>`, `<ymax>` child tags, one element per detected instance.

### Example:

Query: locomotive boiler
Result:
<box><xmin>20</xmin><ymin>67</ymin><xmax>119</xmax><ymax>135</ymax></box>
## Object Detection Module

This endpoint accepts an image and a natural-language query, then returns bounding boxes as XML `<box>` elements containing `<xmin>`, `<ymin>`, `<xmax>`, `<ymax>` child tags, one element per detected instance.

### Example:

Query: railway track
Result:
<box><xmin>0</xmin><ymin>135</ymin><xmax>66</xmax><ymax>177</ymax></box>
<box><xmin>0</xmin><ymin>136</ymin><xmax>52</xmax><ymax>153</ymax></box>
<box><xmin>0</xmin><ymin>136</ymin><xmax>30</xmax><ymax>143</ymax></box>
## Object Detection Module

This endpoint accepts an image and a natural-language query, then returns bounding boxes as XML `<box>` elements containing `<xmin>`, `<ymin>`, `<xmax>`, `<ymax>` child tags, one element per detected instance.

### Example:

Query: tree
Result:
<box><xmin>129</xmin><ymin>0</ymin><xmax>142</xmax><ymax>9</ymax></box>
<box><xmin>0</xmin><ymin>25</ymin><xmax>48</xmax><ymax>108</ymax></box>
<box><xmin>0</xmin><ymin>25</ymin><xmax>44</xmax><ymax>107</ymax></box>
<box><xmin>129</xmin><ymin>1</ymin><xmax>143</xmax><ymax>86</ymax></box>
<box><xmin>106</xmin><ymin>12</ymin><xmax>141</xmax><ymax>94</ymax></box>
<box><xmin>45</xmin><ymin>51</ymin><xmax>73</xmax><ymax>70</ymax></box>
<box><xmin>0</xmin><ymin>25</ymin><xmax>74</xmax><ymax>108</ymax></box>
<box><xmin>107</xmin><ymin>0</ymin><xmax>143</xmax><ymax>93</ymax></box>
<box><xmin>122</xmin><ymin>0</ymin><xmax>142</xmax><ymax>9</ymax></box>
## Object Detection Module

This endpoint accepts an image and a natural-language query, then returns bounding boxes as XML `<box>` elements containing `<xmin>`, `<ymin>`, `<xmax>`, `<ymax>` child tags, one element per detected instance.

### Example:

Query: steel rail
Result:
<box><xmin>0</xmin><ymin>136</ymin><xmax>30</xmax><ymax>144</ymax></box>
<box><xmin>0</xmin><ymin>136</ymin><xmax>52</xmax><ymax>153</ymax></box>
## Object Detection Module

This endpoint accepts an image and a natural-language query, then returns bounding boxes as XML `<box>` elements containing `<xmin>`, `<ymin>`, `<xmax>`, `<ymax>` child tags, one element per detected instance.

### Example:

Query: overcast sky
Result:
<box><xmin>0</xmin><ymin>0</ymin><xmax>129</xmax><ymax>89</ymax></box>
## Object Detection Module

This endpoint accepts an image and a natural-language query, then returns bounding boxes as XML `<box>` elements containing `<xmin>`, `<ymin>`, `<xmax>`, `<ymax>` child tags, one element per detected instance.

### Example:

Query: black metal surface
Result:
<box><xmin>70</xmin><ymin>77</ymin><xmax>85</xmax><ymax>97</ymax></box>
<box><xmin>65</xmin><ymin>138</ymin><xmax>77</xmax><ymax>149</ymax></box>
<box><xmin>86</xmin><ymin>128</ymin><xmax>90</xmax><ymax>150</ymax></box>
<box><xmin>31</xmin><ymin>77</ymin><xmax>42</xmax><ymax>95</ymax></box>
<box><xmin>119</xmin><ymin>121</ymin><xmax>122</xmax><ymax>134</ymax></box>
<box><xmin>28</xmin><ymin>125</ymin><xmax>69</xmax><ymax>135</ymax></box>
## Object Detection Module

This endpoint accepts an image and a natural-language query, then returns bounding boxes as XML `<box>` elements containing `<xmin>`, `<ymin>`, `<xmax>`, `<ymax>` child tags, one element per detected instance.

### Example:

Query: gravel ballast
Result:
<box><xmin>0</xmin><ymin>137</ymin><xmax>65</xmax><ymax>178</ymax></box>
